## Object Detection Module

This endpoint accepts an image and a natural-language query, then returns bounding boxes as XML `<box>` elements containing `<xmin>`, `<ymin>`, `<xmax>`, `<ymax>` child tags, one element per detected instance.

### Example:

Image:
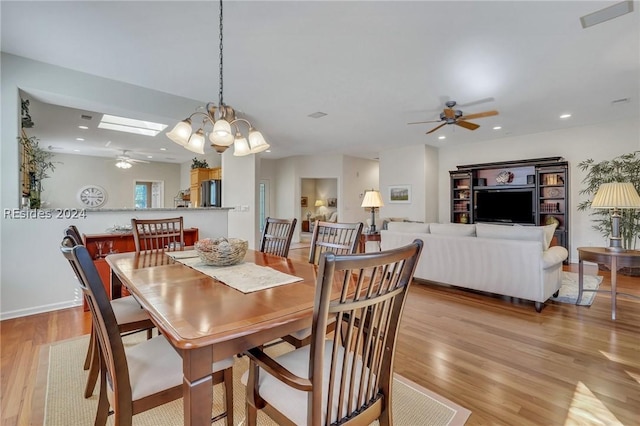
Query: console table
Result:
<box><xmin>359</xmin><ymin>232</ymin><xmax>381</xmax><ymax>253</ymax></box>
<box><xmin>577</xmin><ymin>247</ymin><xmax>640</xmax><ymax>320</ymax></box>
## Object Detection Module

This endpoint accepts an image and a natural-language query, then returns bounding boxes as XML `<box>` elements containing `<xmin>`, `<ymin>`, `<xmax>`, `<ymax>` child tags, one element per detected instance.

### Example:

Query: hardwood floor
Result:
<box><xmin>1</xmin><ymin>246</ymin><xmax>638</xmax><ymax>425</ymax></box>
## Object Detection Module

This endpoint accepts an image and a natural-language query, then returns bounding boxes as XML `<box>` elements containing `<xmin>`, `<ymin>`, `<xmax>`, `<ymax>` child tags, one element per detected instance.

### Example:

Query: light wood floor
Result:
<box><xmin>1</xmin><ymin>247</ymin><xmax>639</xmax><ymax>425</ymax></box>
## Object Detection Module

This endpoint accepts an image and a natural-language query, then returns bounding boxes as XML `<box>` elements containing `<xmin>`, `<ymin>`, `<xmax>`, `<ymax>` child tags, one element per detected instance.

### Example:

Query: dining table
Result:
<box><xmin>106</xmin><ymin>248</ymin><xmax>323</xmax><ymax>426</ymax></box>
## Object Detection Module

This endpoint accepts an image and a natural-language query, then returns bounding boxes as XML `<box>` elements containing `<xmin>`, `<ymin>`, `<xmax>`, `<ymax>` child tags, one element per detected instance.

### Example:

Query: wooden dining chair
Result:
<box><xmin>131</xmin><ymin>217</ymin><xmax>184</xmax><ymax>252</ymax></box>
<box><xmin>281</xmin><ymin>221</ymin><xmax>364</xmax><ymax>348</ymax></box>
<box><xmin>243</xmin><ymin>239</ymin><xmax>424</xmax><ymax>426</ymax></box>
<box><xmin>259</xmin><ymin>217</ymin><xmax>298</xmax><ymax>258</ymax></box>
<box><xmin>64</xmin><ymin>226</ymin><xmax>156</xmax><ymax>398</ymax></box>
<box><xmin>60</xmin><ymin>236</ymin><xmax>234</xmax><ymax>426</ymax></box>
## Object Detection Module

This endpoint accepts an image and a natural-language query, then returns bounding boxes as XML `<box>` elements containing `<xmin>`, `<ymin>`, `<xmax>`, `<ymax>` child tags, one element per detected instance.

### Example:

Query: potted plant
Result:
<box><xmin>20</xmin><ymin>135</ymin><xmax>58</xmax><ymax>209</ymax></box>
<box><xmin>191</xmin><ymin>157</ymin><xmax>209</xmax><ymax>169</ymax></box>
<box><xmin>578</xmin><ymin>151</ymin><xmax>640</xmax><ymax>274</ymax></box>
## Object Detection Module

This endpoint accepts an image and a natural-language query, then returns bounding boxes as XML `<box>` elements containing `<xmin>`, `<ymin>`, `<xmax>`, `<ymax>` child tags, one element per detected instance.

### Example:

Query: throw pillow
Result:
<box><xmin>429</xmin><ymin>223</ymin><xmax>476</xmax><ymax>237</ymax></box>
<box><xmin>386</xmin><ymin>222</ymin><xmax>430</xmax><ymax>233</ymax></box>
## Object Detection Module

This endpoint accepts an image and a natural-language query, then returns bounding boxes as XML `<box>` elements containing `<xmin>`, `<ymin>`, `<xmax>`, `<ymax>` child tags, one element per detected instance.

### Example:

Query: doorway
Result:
<box><xmin>134</xmin><ymin>180</ymin><xmax>164</xmax><ymax>208</ymax></box>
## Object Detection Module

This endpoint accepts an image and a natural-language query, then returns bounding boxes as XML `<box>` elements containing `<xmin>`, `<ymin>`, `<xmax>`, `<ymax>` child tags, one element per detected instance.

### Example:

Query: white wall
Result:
<box><xmin>378</xmin><ymin>117</ymin><xmax>640</xmax><ymax>263</ymax></box>
<box><xmin>44</xmin><ymin>153</ymin><xmax>181</xmax><ymax>209</ymax></box>
<box><xmin>341</xmin><ymin>156</ymin><xmax>380</xmax><ymax>224</ymax></box>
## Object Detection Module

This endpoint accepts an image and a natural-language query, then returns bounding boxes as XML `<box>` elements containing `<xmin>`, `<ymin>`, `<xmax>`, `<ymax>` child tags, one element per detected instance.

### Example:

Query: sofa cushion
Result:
<box><xmin>475</xmin><ymin>223</ymin><xmax>557</xmax><ymax>250</ymax></box>
<box><xmin>429</xmin><ymin>223</ymin><xmax>476</xmax><ymax>237</ymax></box>
<box><xmin>386</xmin><ymin>222</ymin><xmax>430</xmax><ymax>233</ymax></box>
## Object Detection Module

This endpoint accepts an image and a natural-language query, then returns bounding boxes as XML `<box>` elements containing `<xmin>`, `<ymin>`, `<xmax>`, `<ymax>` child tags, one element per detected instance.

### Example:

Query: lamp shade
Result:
<box><xmin>184</xmin><ymin>128</ymin><xmax>206</xmax><ymax>155</ymax></box>
<box><xmin>361</xmin><ymin>190</ymin><xmax>384</xmax><ymax>208</ymax></box>
<box><xmin>591</xmin><ymin>182</ymin><xmax>640</xmax><ymax>209</ymax></box>
<box><xmin>248</xmin><ymin>129</ymin><xmax>270</xmax><ymax>154</ymax></box>
<box><xmin>212</xmin><ymin>119</ymin><xmax>232</xmax><ymax>140</ymax></box>
<box><xmin>209</xmin><ymin>127</ymin><xmax>235</xmax><ymax>146</ymax></box>
<box><xmin>315</xmin><ymin>200</ymin><xmax>324</xmax><ymax>207</ymax></box>
<box><xmin>166</xmin><ymin>119</ymin><xmax>192</xmax><ymax>146</ymax></box>
<box><xmin>232</xmin><ymin>133</ymin><xmax>251</xmax><ymax>156</ymax></box>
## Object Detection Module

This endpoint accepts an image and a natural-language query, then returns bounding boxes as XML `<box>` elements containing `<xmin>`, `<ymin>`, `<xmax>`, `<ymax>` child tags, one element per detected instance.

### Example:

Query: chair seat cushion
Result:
<box><xmin>111</xmin><ymin>296</ymin><xmax>151</xmax><ymax>324</ymax></box>
<box><xmin>241</xmin><ymin>341</ymin><xmax>373</xmax><ymax>425</ymax></box>
<box><xmin>125</xmin><ymin>335</ymin><xmax>234</xmax><ymax>400</ymax></box>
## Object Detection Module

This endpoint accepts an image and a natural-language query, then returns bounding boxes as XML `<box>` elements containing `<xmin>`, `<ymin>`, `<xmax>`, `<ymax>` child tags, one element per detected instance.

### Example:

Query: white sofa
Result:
<box><xmin>381</xmin><ymin>222</ymin><xmax>569</xmax><ymax>311</ymax></box>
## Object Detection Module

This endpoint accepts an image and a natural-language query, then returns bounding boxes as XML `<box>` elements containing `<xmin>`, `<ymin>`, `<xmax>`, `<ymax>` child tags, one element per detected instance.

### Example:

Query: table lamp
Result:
<box><xmin>590</xmin><ymin>182</ymin><xmax>640</xmax><ymax>252</ymax></box>
<box><xmin>361</xmin><ymin>190</ymin><xmax>384</xmax><ymax>233</ymax></box>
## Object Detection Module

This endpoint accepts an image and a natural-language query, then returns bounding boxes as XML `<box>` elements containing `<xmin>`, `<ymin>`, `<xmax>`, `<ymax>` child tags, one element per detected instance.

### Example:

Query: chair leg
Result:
<box><xmin>95</xmin><ymin>364</ymin><xmax>110</xmax><ymax>426</ymax></box>
<box><xmin>83</xmin><ymin>327</ymin><xmax>95</xmax><ymax>370</ymax></box>
<box><xmin>84</xmin><ymin>334</ymin><xmax>100</xmax><ymax>398</ymax></box>
<box><xmin>223</xmin><ymin>367</ymin><xmax>234</xmax><ymax>426</ymax></box>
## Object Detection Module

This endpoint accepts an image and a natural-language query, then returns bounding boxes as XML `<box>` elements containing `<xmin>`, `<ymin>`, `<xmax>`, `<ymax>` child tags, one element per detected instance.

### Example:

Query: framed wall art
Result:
<box><xmin>388</xmin><ymin>185</ymin><xmax>411</xmax><ymax>203</ymax></box>
<box><xmin>301</xmin><ymin>196</ymin><xmax>308</xmax><ymax>207</ymax></box>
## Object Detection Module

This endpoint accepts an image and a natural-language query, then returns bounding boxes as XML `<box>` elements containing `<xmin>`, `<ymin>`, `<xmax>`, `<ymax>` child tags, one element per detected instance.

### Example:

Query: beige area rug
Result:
<box><xmin>289</xmin><ymin>241</ymin><xmax>310</xmax><ymax>250</ymax></box>
<box><xmin>549</xmin><ymin>271</ymin><xmax>603</xmax><ymax>306</ymax></box>
<box><xmin>38</xmin><ymin>335</ymin><xmax>470</xmax><ymax>426</ymax></box>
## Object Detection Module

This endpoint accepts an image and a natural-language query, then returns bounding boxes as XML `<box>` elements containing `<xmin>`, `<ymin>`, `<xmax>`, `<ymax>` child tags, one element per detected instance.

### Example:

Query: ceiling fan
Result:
<box><xmin>113</xmin><ymin>150</ymin><xmax>150</xmax><ymax>168</ymax></box>
<box><xmin>408</xmin><ymin>100</ymin><xmax>498</xmax><ymax>134</ymax></box>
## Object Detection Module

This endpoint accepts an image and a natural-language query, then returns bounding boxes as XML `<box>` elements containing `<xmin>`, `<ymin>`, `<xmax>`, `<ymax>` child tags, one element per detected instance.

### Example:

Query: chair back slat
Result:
<box><xmin>59</xmin><ymin>237</ymin><xmax>133</xmax><ymax>411</ymax></box>
<box><xmin>131</xmin><ymin>217</ymin><xmax>184</xmax><ymax>253</ymax></box>
<box><xmin>308</xmin><ymin>239</ymin><xmax>423</xmax><ymax>425</ymax></box>
<box><xmin>309</xmin><ymin>221</ymin><xmax>363</xmax><ymax>265</ymax></box>
<box><xmin>259</xmin><ymin>217</ymin><xmax>297</xmax><ymax>257</ymax></box>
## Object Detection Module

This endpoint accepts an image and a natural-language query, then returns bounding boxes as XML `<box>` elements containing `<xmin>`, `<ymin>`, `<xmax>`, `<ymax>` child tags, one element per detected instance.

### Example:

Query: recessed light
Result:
<box><xmin>78</xmin><ymin>125</ymin><xmax>89</xmax><ymax>130</ymax></box>
<box><xmin>265</xmin><ymin>150</ymin><xmax>271</xmax><ymax>153</ymax></box>
<box><xmin>438</xmin><ymin>135</ymin><xmax>446</xmax><ymax>140</ymax></box>
<box><xmin>160</xmin><ymin>147</ymin><xmax>167</xmax><ymax>151</ymax></box>
<box><xmin>73</xmin><ymin>149</ymin><xmax>81</xmax><ymax>152</ymax></box>
<box><xmin>76</xmin><ymin>137</ymin><xmax>85</xmax><ymax>141</ymax></box>
<box><xmin>493</xmin><ymin>126</ymin><xmax>502</xmax><ymax>130</ymax></box>
<box><xmin>560</xmin><ymin>114</ymin><xmax>572</xmax><ymax>119</ymax></box>
<box><xmin>147</xmin><ymin>155</ymin><xmax>153</xmax><ymax>159</ymax></box>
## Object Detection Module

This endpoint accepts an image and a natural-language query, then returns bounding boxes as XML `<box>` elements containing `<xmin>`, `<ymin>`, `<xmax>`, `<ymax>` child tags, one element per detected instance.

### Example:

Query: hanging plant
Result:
<box><xmin>577</xmin><ymin>151</ymin><xmax>640</xmax><ymax>251</ymax></box>
<box><xmin>19</xmin><ymin>135</ymin><xmax>59</xmax><ymax>208</ymax></box>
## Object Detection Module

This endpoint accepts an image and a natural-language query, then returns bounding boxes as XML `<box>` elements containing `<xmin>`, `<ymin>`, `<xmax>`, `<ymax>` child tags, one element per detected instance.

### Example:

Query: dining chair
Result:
<box><xmin>259</xmin><ymin>217</ymin><xmax>298</xmax><ymax>258</ymax></box>
<box><xmin>60</xmin><ymin>236</ymin><xmax>234</xmax><ymax>426</ymax></box>
<box><xmin>131</xmin><ymin>217</ymin><xmax>184</xmax><ymax>252</ymax></box>
<box><xmin>243</xmin><ymin>239</ymin><xmax>424</xmax><ymax>426</ymax></box>
<box><xmin>281</xmin><ymin>221</ymin><xmax>364</xmax><ymax>348</ymax></box>
<box><xmin>64</xmin><ymin>226</ymin><xmax>156</xmax><ymax>399</ymax></box>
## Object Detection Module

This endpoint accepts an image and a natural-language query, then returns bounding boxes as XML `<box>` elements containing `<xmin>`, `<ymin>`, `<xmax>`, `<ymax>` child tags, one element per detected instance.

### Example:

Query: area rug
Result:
<box><xmin>549</xmin><ymin>271</ymin><xmax>603</xmax><ymax>306</ymax></box>
<box><xmin>38</xmin><ymin>335</ymin><xmax>470</xmax><ymax>426</ymax></box>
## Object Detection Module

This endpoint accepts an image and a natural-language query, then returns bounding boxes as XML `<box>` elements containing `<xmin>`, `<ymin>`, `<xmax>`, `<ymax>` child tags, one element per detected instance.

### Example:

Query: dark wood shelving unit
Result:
<box><xmin>450</xmin><ymin>157</ymin><xmax>569</xmax><ymax>257</ymax></box>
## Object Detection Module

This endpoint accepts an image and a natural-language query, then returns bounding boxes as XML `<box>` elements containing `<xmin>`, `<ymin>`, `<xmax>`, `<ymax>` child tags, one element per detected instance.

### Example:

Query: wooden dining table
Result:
<box><xmin>106</xmin><ymin>249</ymin><xmax>321</xmax><ymax>426</ymax></box>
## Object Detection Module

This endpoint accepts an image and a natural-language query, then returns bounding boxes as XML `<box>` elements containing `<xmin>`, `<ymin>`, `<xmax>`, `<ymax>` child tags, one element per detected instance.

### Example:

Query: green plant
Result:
<box><xmin>191</xmin><ymin>157</ymin><xmax>209</xmax><ymax>169</ymax></box>
<box><xmin>20</xmin><ymin>135</ymin><xmax>58</xmax><ymax>208</ymax></box>
<box><xmin>577</xmin><ymin>151</ymin><xmax>640</xmax><ymax>250</ymax></box>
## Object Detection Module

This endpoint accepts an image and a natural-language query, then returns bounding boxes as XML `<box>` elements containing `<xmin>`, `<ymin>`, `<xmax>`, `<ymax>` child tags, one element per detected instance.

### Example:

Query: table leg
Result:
<box><xmin>576</xmin><ymin>258</ymin><xmax>584</xmax><ymax>305</ymax></box>
<box><xmin>111</xmin><ymin>269</ymin><xmax>122</xmax><ymax>299</ymax></box>
<box><xmin>611</xmin><ymin>256</ymin><xmax>617</xmax><ymax>321</ymax></box>
<box><xmin>182</xmin><ymin>346</ymin><xmax>213</xmax><ymax>426</ymax></box>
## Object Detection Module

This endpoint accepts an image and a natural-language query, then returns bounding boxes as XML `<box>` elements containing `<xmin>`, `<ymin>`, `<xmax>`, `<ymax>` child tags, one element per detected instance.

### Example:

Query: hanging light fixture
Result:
<box><xmin>115</xmin><ymin>160</ymin><xmax>132</xmax><ymax>169</ymax></box>
<box><xmin>166</xmin><ymin>0</ymin><xmax>269</xmax><ymax>156</ymax></box>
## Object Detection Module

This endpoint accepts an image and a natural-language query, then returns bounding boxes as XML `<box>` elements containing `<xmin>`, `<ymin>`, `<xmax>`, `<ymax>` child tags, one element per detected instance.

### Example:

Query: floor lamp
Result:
<box><xmin>361</xmin><ymin>190</ymin><xmax>384</xmax><ymax>233</ymax></box>
<box><xmin>590</xmin><ymin>182</ymin><xmax>640</xmax><ymax>252</ymax></box>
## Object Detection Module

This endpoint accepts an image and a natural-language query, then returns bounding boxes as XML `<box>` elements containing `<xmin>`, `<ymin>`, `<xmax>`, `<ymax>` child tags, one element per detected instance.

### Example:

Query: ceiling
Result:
<box><xmin>2</xmin><ymin>1</ymin><xmax>638</xmax><ymax>164</ymax></box>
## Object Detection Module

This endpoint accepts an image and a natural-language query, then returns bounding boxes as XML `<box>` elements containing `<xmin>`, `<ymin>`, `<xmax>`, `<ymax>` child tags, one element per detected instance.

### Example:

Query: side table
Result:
<box><xmin>359</xmin><ymin>232</ymin><xmax>381</xmax><ymax>253</ymax></box>
<box><xmin>577</xmin><ymin>247</ymin><xmax>640</xmax><ymax>320</ymax></box>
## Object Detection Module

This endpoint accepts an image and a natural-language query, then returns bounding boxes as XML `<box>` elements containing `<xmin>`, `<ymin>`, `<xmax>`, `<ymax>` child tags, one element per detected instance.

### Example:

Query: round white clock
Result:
<box><xmin>77</xmin><ymin>185</ymin><xmax>107</xmax><ymax>208</ymax></box>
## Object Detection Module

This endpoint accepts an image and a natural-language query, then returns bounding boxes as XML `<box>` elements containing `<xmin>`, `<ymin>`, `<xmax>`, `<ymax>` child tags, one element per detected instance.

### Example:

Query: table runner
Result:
<box><xmin>167</xmin><ymin>250</ymin><xmax>303</xmax><ymax>293</ymax></box>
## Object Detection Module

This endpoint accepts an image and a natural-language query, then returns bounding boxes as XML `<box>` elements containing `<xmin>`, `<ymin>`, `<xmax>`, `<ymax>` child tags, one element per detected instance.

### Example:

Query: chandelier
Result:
<box><xmin>166</xmin><ymin>0</ymin><xmax>269</xmax><ymax>156</ymax></box>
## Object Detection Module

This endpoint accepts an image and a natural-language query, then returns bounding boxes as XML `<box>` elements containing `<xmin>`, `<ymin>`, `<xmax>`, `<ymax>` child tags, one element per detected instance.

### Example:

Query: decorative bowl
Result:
<box><xmin>194</xmin><ymin>237</ymin><xmax>248</xmax><ymax>266</ymax></box>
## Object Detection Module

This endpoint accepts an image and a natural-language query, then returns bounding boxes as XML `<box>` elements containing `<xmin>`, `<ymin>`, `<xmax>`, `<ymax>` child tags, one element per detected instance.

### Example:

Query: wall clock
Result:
<box><xmin>77</xmin><ymin>185</ymin><xmax>107</xmax><ymax>208</ymax></box>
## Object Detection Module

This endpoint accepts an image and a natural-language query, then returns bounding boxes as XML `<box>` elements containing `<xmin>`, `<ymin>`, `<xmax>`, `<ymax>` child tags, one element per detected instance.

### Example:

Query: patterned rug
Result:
<box><xmin>550</xmin><ymin>271</ymin><xmax>603</xmax><ymax>306</ymax></box>
<box><xmin>38</xmin><ymin>335</ymin><xmax>471</xmax><ymax>425</ymax></box>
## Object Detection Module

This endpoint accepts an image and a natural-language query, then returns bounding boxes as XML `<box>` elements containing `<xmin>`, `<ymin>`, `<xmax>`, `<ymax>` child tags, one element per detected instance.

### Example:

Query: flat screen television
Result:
<box><xmin>475</xmin><ymin>189</ymin><xmax>535</xmax><ymax>224</ymax></box>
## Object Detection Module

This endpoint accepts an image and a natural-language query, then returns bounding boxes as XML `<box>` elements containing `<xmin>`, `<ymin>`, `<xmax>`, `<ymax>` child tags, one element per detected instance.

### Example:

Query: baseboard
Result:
<box><xmin>0</xmin><ymin>300</ymin><xmax>82</xmax><ymax>321</ymax></box>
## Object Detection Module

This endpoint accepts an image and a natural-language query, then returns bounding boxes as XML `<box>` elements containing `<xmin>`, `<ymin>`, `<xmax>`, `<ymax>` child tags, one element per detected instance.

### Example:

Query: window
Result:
<box><xmin>135</xmin><ymin>180</ymin><xmax>164</xmax><ymax>208</ymax></box>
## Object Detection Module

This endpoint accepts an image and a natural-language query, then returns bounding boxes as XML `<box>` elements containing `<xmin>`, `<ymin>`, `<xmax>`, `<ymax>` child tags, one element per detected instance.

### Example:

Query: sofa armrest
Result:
<box><xmin>542</xmin><ymin>246</ymin><xmax>568</xmax><ymax>269</ymax></box>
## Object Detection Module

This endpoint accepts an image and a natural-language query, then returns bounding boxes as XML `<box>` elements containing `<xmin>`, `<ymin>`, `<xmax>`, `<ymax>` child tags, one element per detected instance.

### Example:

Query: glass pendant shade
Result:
<box><xmin>185</xmin><ymin>128</ymin><xmax>206</xmax><ymax>155</ymax></box>
<box><xmin>209</xmin><ymin>126</ymin><xmax>235</xmax><ymax>146</ymax></box>
<box><xmin>248</xmin><ymin>129</ymin><xmax>270</xmax><ymax>154</ymax></box>
<box><xmin>166</xmin><ymin>119</ymin><xmax>192</xmax><ymax>146</ymax></box>
<box><xmin>233</xmin><ymin>133</ymin><xmax>251</xmax><ymax>156</ymax></box>
<box><xmin>213</xmin><ymin>119</ymin><xmax>232</xmax><ymax>140</ymax></box>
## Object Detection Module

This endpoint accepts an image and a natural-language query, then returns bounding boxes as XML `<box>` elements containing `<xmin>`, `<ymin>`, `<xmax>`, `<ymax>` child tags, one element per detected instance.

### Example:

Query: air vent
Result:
<box><xmin>611</xmin><ymin>98</ymin><xmax>630</xmax><ymax>105</ymax></box>
<box><xmin>81</xmin><ymin>114</ymin><xmax>93</xmax><ymax>120</ymax></box>
<box><xmin>308</xmin><ymin>112</ymin><xmax>327</xmax><ymax>119</ymax></box>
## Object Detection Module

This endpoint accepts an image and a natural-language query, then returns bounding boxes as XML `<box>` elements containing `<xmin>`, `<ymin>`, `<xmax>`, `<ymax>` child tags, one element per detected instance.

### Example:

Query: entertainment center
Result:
<box><xmin>450</xmin><ymin>157</ymin><xmax>568</xmax><ymax>253</ymax></box>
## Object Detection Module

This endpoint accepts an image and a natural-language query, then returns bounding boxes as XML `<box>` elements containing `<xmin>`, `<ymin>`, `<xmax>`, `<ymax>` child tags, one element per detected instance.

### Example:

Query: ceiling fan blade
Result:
<box><xmin>456</xmin><ymin>120</ymin><xmax>480</xmax><ymax>131</ymax></box>
<box><xmin>129</xmin><ymin>158</ymin><xmax>150</xmax><ymax>163</ymax></box>
<box><xmin>443</xmin><ymin>108</ymin><xmax>456</xmax><ymax>119</ymax></box>
<box><xmin>459</xmin><ymin>110</ymin><xmax>498</xmax><ymax>120</ymax></box>
<box><xmin>426</xmin><ymin>123</ymin><xmax>447</xmax><ymax>134</ymax></box>
<box><xmin>458</xmin><ymin>97</ymin><xmax>495</xmax><ymax>108</ymax></box>
<box><xmin>407</xmin><ymin>120</ymin><xmax>442</xmax><ymax>125</ymax></box>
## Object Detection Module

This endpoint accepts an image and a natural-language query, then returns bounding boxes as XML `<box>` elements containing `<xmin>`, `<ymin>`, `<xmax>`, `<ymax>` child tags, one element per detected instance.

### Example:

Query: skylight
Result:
<box><xmin>98</xmin><ymin>114</ymin><xmax>167</xmax><ymax>137</ymax></box>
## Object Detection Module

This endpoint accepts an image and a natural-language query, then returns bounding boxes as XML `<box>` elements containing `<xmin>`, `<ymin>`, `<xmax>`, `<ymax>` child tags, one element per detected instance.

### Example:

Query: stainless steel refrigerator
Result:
<box><xmin>200</xmin><ymin>179</ymin><xmax>222</xmax><ymax>207</ymax></box>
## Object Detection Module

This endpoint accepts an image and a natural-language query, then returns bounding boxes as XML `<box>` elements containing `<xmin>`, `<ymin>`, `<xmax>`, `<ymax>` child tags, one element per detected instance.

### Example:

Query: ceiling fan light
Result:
<box><xmin>115</xmin><ymin>160</ymin><xmax>132</xmax><ymax>169</ymax></box>
<box><xmin>184</xmin><ymin>128</ymin><xmax>206</xmax><ymax>155</ymax></box>
<box><xmin>233</xmin><ymin>133</ymin><xmax>251</xmax><ymax>156</ymax></box>
<box><xmin>166</xmin><ymin>118</ymin><xmax>192</xmax><ymax>146</ymax></box>
<box><xmin>248</xmin><ymin>129</ymin><xmax>270</xmax><ymax>154</ymax></box>
<box><xmin>213</xmin><ymin>119</ymin><xmax>232</xmax><ymax>138</ymax></box>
